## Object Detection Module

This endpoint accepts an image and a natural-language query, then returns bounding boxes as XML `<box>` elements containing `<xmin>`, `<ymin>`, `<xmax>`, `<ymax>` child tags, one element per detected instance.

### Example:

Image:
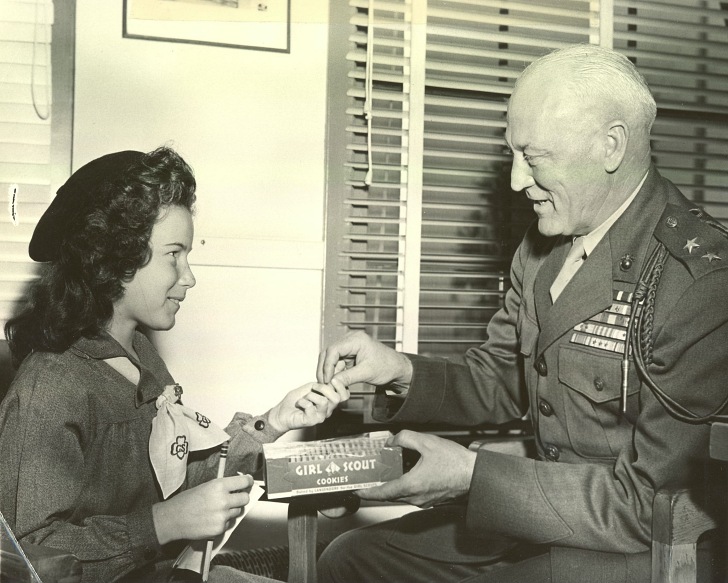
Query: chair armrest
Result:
<box><xmin>709</xmin><ymin>422</ymin><xmax>728</xmax><ymax>462</ymax></box>
<box><xmin>652</xmin><ymin>486</ymin><xmax>717</xmax><ymax>546</ymax></box>
<box><xmin>286</xmin><ymin>493</ymin><xmax>361</xmax><ymax>583</ymax></box>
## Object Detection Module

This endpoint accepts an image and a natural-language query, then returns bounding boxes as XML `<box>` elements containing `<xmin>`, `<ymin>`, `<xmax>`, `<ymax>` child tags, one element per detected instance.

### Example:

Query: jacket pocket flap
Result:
<box><xmin>558</xmin><ymin>345</ymin><xmax>639</xmax><ymax>404</ymax></box>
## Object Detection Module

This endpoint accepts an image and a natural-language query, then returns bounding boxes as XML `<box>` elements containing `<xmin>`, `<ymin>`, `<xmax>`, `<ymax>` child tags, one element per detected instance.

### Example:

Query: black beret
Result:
<box><xmin>29</xmin><ymin>150</ymin><xmax>145</xmax><ymax>262</ymax></box>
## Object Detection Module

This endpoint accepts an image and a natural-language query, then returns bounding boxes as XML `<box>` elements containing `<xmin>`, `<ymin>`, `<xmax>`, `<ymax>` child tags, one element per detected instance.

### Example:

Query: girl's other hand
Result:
<box><xmin>152</xmin><ymin>473</ymin><xmax>253</xmax><ymax>545</ymax></box>
<box><xmin>267</xmin><ymin>382</ymin><xmax>349</xmax><ymax>433</ymax></box>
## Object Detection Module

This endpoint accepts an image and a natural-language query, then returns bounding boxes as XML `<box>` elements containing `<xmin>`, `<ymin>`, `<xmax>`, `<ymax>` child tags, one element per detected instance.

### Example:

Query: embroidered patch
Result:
<box><xmin>196</xmin><ymin>412</ymin><xmax>211</xmax><ymax>428</ymax></box>
<box><xmin>570</xmin><ymin>290</ymin><xmax>633</xmax><ymax>354</ymax></box>
<box><xmin>171</xmin><ymin>436</ymin><xmax>189</xmax><ymax>459</ymax></box>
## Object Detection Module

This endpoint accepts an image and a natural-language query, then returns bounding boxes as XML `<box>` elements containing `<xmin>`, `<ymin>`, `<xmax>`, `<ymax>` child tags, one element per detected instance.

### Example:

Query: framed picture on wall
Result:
<box><xmin>123</xmin><ymin>0</ymin><xmax>290</xmax><ymax>53</ymax></box>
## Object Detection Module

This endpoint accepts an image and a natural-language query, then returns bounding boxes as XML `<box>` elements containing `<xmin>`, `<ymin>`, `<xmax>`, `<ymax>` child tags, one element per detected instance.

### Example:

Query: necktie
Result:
<box><xmin>550</xmin><ymin>236</ymin><xmax>586</xmax><ymax>303</ymax></box>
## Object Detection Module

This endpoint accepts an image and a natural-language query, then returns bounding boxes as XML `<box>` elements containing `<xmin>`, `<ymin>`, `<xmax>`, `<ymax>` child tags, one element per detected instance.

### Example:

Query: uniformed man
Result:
<box><xmin>315</xmin><ymin>44</ymin><xmax>728</xmax><ymax>583</ymax></box>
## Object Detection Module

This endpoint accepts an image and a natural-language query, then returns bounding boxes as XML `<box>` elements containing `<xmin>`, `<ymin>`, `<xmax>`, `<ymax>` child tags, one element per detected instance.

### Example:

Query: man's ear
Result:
<box><xmin>604</xmin><ymin>121</ymin><xmax>628</xmax><ymax>173</ymax></box>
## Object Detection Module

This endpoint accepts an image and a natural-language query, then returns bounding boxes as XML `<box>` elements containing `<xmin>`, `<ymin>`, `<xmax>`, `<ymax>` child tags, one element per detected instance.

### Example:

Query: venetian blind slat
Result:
<box><xmin>0</xmin><ymin>0</ymin><xmax>53</xmax><ymax>330</ymax></box>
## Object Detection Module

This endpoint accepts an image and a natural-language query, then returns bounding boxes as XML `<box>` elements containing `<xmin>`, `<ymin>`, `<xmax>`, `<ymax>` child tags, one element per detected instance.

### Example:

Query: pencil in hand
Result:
<box><xmin>202</xmin><ymin>440</ymin><xmax>229</xmax><ymax>582</ymax></box>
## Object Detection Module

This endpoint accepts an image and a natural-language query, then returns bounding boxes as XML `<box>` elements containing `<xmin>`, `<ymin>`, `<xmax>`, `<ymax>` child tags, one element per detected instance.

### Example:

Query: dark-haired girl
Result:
<box><xmin>0</xmin><ymin>147</ymin><xmax>345</xmax><ymax>583</ymax></box>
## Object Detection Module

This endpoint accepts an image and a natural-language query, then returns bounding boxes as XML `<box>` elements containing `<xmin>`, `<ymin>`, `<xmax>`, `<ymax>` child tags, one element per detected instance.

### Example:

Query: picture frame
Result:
<box><xmin>123</xmin><ymin>0</ymin><xmax>290</xmax><ymax>53</ymax></box>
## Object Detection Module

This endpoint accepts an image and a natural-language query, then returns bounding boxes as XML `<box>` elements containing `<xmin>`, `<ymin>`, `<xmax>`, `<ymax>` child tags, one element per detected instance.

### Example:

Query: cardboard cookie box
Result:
<box><xmin>262</xmin><ymin>431</ymin><xmax>403</xmax><ymax>499</ymax></box>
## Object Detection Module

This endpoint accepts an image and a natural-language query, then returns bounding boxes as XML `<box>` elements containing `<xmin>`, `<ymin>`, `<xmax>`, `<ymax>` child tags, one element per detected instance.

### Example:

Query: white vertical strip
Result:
<box><xmin>363</xmin><ymin>0</ymin><xmax>375</xmax><ymax>186</ymax></box>
<box><xmin>597</xmin><ymin>0</ymin><xmax>614</xmax><ymax>48</ymax></box>
<box><xmin>396</xmin><ymin>0</ymin><xmax>426</xmax><ymax>354</ymax></box>
<box><xmin>31</xmin><ymin>0</ymin><xmax>53</xmax><ymax>120</ymax></box>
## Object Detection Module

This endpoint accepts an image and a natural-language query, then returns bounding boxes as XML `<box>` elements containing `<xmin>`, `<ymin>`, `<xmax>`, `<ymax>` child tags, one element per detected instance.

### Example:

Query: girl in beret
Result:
<box><xmin>0</xmin><ymin>146</ymin><xmax>346</xmax><ymax>583</ymax></box>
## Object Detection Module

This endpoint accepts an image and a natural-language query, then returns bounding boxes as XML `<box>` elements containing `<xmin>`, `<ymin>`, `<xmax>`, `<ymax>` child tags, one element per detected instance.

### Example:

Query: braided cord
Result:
<box><xmin>631</xmin><ymin>243</ymin><xmax>728</xmax><ymax>423</ymax></box>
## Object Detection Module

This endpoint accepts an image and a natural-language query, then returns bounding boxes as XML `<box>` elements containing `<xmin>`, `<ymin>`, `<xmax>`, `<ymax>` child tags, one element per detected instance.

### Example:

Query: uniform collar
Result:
<box><xmin>71</xmin><ymin>331</ymin><xmax>164</xmax><ymax>407</ymax></box>
<box><xmin>581</xmin><ymin>171</ymin><xmax>647</xmax><ymax>259</ymax></box>
<box><xmin>605</xmin><ymin>166</ymin><xmax>667</xmax><ymax>286</ymax></box>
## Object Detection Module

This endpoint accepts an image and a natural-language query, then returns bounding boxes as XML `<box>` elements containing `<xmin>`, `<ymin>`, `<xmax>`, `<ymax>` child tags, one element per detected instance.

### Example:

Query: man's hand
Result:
<box><xmin>356</xmin><ymin>430</ymin><xmax>477</xmax><ymax>508</ymax></box>
<box><xmin>316</xmin><ymin>331</ymin><xmax>413</xmax><ymax>390</ymax></box>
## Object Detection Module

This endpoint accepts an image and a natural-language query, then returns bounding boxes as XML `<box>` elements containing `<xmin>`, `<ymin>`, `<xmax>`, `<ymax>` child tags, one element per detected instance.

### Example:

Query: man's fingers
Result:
<box><xmin>388</xmin><ymin>429</ymin><xmax>429</xmax><ymax>453</ymax></box>
<box><xmin>316</xmin><ymin>350</ymin><xmax>328</xmax><ymax>384</ymax></box>
<box><xmin>317</xmin><ymin>332</ymin><xmax>368</xmax><ymax>383</ymax></box>
<box><xmin>356</xmin><ymin>475</ymin><xmax>413</xmax><ymax>502</ymax></box>
<box><xmin>329</xmin><ymin>377</ymin><xmax>350</xmax><ymax>402</ymax></box>
<box><xmin>317</xmin><ymin>344</ymin><xmax>353</xmax><ymax>384</ymax></box>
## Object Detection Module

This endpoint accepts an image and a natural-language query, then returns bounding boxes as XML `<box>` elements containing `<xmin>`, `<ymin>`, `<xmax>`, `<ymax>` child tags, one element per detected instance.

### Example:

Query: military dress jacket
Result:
<box><xmin>373</xmin><ymin>168</ymin><xmax>728</xmax><ymax>559</ymax></box>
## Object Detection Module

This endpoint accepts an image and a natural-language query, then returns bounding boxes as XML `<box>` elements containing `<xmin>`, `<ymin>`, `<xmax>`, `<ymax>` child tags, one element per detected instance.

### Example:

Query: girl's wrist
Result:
<box><xmin>262</xmin><ymin>408</ymin><xmax>288</xmax><ymax>437</ymax></box>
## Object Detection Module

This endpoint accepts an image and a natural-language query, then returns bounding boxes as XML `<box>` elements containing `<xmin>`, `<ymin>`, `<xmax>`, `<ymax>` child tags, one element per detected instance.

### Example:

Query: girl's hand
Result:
<box><xmin>267</xmin><ymin>382</ymin><xmax>349</xmax><ymax>433</ymax></box>
<box><xmin>152</xmin><ymin>473</ymin><xmax>253</xmax><ymax>545</ymax></box>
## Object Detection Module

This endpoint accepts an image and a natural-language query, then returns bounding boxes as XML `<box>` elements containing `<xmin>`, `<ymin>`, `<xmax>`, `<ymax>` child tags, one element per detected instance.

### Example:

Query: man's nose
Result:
<box><xmin>510</xmin><ymin>157</ymin><xmax>535</xmax><ymax>192</ymax></box>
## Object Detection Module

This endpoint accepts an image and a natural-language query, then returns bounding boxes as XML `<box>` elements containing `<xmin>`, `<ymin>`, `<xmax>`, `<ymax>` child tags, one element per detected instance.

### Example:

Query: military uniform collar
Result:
<box><xmin>606</xmin><ymin>165</ymin><xmax>668</xmax><ymax>286</ymax></box>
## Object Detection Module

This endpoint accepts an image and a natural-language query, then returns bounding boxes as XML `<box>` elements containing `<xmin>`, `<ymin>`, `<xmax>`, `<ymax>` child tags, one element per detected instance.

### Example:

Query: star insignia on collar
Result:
<box><xmin>702</xmin><ymin>252</ymin><xmax>721</xmax><ymax>263</ymax></box>
<box><xmin>684</xmin><ymin>238</ymin><xmax>700</xmax><ymax>254</ymax></box>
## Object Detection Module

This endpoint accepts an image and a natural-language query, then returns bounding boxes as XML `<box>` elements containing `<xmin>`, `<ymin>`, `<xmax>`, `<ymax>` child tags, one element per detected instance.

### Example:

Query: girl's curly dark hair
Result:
<box><xmin>5</xmin><ymin>146</ymin><xmax>196</xmax><ymax>366</ymax></box>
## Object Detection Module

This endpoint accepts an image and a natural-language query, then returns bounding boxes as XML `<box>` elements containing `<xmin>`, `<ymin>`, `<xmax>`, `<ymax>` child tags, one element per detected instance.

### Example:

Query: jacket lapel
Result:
<box><xmin>534</xmin><ymin>235</ymin><xmax>568</xmax><ymax>324</ymax></box>
<box><xmin>536</xmin><ymin>240</ymin><xmax>613</xmax><ymax>355</ymax></box>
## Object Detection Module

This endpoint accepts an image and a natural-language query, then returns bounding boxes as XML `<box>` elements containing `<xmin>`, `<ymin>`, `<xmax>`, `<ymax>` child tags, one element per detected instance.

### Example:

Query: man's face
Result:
<box><xmin>505</xmin><ymin>76</ymin><xmax>613</xmax><ymax>237</ymax></box>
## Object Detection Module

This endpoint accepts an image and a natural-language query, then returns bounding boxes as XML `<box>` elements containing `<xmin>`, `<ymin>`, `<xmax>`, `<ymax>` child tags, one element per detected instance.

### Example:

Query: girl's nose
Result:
<box><xmin>179</xmin><ymin>262</ymin><xmax>196</xmax><ymax>289</ymax></box>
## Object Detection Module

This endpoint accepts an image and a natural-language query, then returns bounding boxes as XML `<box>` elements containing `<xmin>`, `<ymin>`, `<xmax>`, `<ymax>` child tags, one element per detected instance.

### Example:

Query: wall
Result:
<box><xmin>73</xmin><ymin>0</ymin><xmax>329</xmax><ymax>428</ymax></box>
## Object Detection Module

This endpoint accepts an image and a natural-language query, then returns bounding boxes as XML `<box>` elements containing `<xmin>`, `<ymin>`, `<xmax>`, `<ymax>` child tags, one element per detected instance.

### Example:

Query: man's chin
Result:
<box><xmin>536</xmin><ymin>219</ymin><xmax>563</xmax><ymax>238</ymax></box>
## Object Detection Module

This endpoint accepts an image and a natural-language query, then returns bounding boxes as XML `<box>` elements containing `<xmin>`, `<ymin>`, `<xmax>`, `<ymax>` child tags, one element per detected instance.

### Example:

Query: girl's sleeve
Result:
<box><xmin>185</xmin><ymin>411</ymin><xmax>283</xmax><ymax>486</ymax></box>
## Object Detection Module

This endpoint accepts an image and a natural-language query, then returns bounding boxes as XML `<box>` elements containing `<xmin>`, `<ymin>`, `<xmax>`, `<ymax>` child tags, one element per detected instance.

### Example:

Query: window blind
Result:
<box><xmin>323</xmin><ymin>0</ymin><xmax>603</xmax><ymax>413</ymax></box>
<box><xmin>324</xmin><ymin>0</ymin><xmax>728</xmax><ymax>416</ymax></box>
<box><xmin>0</xmin><ymin>0</ymin><xmax>54</xmax><ymax>328</ymax></box>
<box><xmin>613</xmin><ymin>0</ymin><xmax>728</xmax><ymax>223</ymax></box>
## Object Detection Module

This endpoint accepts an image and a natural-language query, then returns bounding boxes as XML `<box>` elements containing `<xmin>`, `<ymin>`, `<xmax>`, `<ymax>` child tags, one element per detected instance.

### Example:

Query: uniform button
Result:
<box><xmin>619</xmin><ymin>254</ymin><xmax>633</xmax><ymax>271</ymax></box>
<box><xmin>594</xmin><ymin>377</ymin><xmax>605</xmax><ymax>392</ymax></box>
<box><xmin>538</xmin><ymin>399</ymin><xmax>554</xmax><ymax>417</ymax></box>
<box><xmin>544</xmin><ymin>444</ymin><xmax>560</xmax><ymax>462</ymax></box>
<box><xmin>535</xmin><ymin>357</ymin><xmax>548</xmax><ymax>377</ymax></box>
<box><xmin>254</xmin><ymin>419</ymin><xmax>266</xmax><ymax>431</ymax></box>
<box><xmin>665</xmin><ymin>216</ymin><xmax>678</xmax><ymax>228</ymax></box>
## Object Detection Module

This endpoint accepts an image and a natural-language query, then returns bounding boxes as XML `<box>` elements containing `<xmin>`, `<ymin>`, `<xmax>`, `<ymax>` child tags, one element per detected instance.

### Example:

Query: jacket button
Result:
<box><xmin>594</xmin><ymin>377</ymin><xmax>605</xmax><ymax>392</ymax></box>
<box><xmin>538</xmin><ymin>400</ymin><xmax>554</xmax><ymax>417</ymax></box>
<box><xmin>544</xmin><ymin>444</ymin><xmax>560</xmax><ymax>462</ymax></box>
<box><xmin>535</xmin><ymin>357</ymin><xmax>548</xmax><ymax>377</ymax></box>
